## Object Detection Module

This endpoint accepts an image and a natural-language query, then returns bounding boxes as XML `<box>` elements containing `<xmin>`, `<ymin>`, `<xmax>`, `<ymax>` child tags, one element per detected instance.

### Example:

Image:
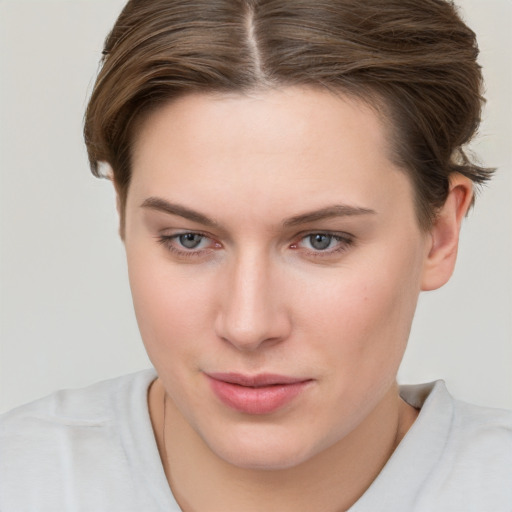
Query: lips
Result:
<box><xmin>206</xmin><ymin>372</ymin><xmax>312</xmax><ymax>415</ymax></box>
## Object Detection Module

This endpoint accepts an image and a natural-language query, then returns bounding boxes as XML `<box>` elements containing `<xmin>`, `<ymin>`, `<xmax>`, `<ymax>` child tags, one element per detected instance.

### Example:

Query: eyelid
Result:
<box><xmin>155</xmin><ymin>228</ymin><xmax>355</xmax><ymax>261</ymax></box>
<box><xmin>156</xmin><ymin>230</ymin><xmax>222</xmax><ymax>258</ymax></box>
<box><xmin>290</xmin><ymin>230</ymin><xmax>355</xmax><ymax>256</ymax></box>
<box><xmin>292</xmin><ymin>229</ymin><xmax>354</xmax><ymax>243</ymax></box>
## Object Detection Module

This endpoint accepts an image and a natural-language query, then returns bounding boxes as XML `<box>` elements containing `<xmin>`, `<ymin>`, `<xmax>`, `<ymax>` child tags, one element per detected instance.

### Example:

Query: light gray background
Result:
<box><xmin>1</xmin><ymin>0</ymin><xmax>511</xmax><ymax>413</ymax></box>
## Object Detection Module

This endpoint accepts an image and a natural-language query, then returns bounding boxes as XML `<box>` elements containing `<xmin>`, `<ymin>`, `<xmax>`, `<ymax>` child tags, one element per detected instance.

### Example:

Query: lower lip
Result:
<box><xmin>207</xmin><ymin>377</ymin><xmax>311</xmax><ymax>415</ymax></box>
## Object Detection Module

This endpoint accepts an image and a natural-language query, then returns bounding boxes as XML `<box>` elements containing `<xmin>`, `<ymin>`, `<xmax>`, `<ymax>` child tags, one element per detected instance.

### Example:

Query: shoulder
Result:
<box><xmin>451</xmin><ymin>393</ymin><xmax>512</xmax><ymax>448</ymax></box>
<box><xmin>404</xmin><ymin>380</ymin><xmax>512</xmax><ymax>455</ymax></box>
<box><xmin>0</xmin><ymin>369</ymin><xmax>159</xmax><ymax>511</ymax></box>
<box><xmin>0</xmin><ymin>369</ymin><xmax>158</xmax><ymax>456</ymax></box>
<box><xmin>0</xmin><ymin>369</ymin><xmax>156</xmax><ymax>430</ymax></box>
<box><xmin>443</xmin><ymin>387</ymin><xmax>512</xmax><ymax>489</ymax></box>
<box><xmin>353</xmin><ymin>382</ymin><xmax>512</xmax><ymax>511</ymax></box>
<box><xmin>404</xmin><ymin>381</ymin><xmax>512</xmax><ymax>510</ymax></box>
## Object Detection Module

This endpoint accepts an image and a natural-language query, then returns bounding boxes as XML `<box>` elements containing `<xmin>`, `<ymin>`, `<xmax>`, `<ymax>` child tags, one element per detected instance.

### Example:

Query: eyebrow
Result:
<box><xmin>141</xmin><ymin>197</ymin><xmax>376</xmax><ymax>228</ymax></box>
<box><xmin>283</xmin><ymin>205</ymin><xmax>376</xmax><ymax>226</ymax></box>
<box><xmin>141</xmin><ymin>197</ymin><xmax>219</xmax><ymax>227</ymax></box>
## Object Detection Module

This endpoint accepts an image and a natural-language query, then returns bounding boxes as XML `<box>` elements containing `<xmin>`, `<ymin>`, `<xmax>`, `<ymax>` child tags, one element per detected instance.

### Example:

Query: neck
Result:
<box><xmin>148</xmin><ymin>379</ymin><xmax>418</xmax><ymax>512</ymax></box>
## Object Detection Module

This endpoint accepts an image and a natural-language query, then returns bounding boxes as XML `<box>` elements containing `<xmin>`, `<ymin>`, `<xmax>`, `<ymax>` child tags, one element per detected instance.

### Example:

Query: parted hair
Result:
<box><xmin>84</xmin><ymin>0</ymin><xmax>492</xmax><ymax>233</ymax></box>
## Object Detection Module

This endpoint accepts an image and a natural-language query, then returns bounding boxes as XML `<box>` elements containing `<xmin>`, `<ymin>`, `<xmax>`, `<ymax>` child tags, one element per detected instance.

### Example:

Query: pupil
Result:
<box><xmin>179</xmin><ymin>233</ymin><xmax>202</xmax><ymax>249</ymax></box>
<box><xmin>310</xmin><ymin>234</ymin><xmax>331</xmax><ymax>250</ymax></box>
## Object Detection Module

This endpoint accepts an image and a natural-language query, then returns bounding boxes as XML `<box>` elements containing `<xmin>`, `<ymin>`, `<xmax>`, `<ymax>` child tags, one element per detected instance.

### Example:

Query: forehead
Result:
<box><xmin>138</xmin><ymin>87</ymin><xmax>386</xmax><ymax>139</ymax></box>
<box><xmin>128</xmin><ymin>87</ymin><xmax>412</xmax><ymax>224</ymax></box>
<box><xmin>131</xmin><ymin>87</ymin><xmax>394</xmax><ymax>171</ymax></box>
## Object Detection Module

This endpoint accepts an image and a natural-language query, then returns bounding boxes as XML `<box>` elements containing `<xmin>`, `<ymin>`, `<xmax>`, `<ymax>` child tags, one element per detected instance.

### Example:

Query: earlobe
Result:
<box><xmin>420</xmin><ymin>174</ymin><xmax>474</xmax><ymax>291</ymax></box>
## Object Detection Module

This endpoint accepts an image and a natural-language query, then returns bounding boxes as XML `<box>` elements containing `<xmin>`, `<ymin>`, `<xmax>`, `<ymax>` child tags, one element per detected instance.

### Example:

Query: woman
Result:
<box><xmin>1</xmin><ymin>0</ymin><xmax>511</xmax><ymax>510</ymax></box>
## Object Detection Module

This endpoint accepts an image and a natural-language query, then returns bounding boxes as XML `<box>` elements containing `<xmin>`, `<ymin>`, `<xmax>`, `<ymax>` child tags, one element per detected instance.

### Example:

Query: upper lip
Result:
<box><xmin>206</xmin><ymin>372</ymin><xmax>311</xmax><ymax>387</ymax></box>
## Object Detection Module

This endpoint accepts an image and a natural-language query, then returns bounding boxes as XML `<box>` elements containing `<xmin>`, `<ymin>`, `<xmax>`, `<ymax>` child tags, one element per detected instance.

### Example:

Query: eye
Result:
<box><xmin>178</xmin><ymin>233</ymin><xmax>206</xmax><ymax>249</ymax></box>
<box><xmin>305</xmin><ymin>234</ymin><xmax>336</xmax><ymax>251</ymax></box>
<box><xmin>157</xmin><ymin>231</ymin><xmax>221</xmax><ymax>258</ymax></box>
<box><xmin>291</xmin><ymin>232</ymin><xmax>354</xmax><ymax>256</ymax></box>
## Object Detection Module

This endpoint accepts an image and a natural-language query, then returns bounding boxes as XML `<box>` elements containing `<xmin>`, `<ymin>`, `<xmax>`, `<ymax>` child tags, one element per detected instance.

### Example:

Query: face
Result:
<box><xmin>124</xmin><ymin>87</ymin><xmax>431</xmax><ymax>470</ymax></box>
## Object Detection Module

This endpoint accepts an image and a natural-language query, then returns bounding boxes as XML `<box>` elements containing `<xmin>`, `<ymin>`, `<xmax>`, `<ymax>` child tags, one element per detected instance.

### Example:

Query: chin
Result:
<box><xmin>202</xmin><ymin>424</ymin><xmax>324</xmax><ymax>471</ymax></box>
<box><xmin>216</xmin><ymin>446</ymin><xmax>312</xmax><ymax>471</ymax></box>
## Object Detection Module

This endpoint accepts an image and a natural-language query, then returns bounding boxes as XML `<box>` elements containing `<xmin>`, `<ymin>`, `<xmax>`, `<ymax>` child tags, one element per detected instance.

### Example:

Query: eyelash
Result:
<box><xmin>156</xmin><ymin>231</ymin><xmax>355</xmax><ymax>259</ymax></box>
<box><xmin>157</xmin><ymin>232</ymin><xmax>220</xmax><ymax>259</ymax></box>
<box><xmin>291</xmin><ymin>232</ymin><xmax>355</xmax><ymax>257</ymax></box>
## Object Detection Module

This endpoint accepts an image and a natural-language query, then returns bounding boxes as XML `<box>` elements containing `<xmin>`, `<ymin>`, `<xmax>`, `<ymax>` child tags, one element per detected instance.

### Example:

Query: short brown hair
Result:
<box><xmin>84</xmin><ymin>0</ymin><xmax>492</xmax><ymax>233</ymax></box>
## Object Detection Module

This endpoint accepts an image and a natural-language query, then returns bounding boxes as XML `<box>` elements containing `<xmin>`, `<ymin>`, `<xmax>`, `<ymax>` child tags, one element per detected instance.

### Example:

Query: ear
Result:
<box><xmin>421</xmin><ymin>174</ymin><xmax>474</xmax><ymax>291</ymax></box>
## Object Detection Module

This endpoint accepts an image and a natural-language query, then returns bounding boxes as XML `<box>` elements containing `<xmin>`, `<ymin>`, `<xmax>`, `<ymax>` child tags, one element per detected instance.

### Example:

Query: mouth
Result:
<box><xmin>205</xmin><ymin>372</ymin><xmax>313</xmax><ymax>415</ymax></box>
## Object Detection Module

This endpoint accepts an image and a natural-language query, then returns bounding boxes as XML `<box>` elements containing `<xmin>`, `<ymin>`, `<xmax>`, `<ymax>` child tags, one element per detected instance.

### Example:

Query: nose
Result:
<box><xmin>214</xmin><ymin>251</ymin><xmax>291</xmax><ymax>352</ymax></box>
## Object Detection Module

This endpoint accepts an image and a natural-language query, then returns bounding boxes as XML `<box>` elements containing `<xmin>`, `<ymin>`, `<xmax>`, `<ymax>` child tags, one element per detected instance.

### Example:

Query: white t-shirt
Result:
<box><xmin>1</xmin><ymin>369</ymin><xmax>511</xmax><ymax>511</ymax></box>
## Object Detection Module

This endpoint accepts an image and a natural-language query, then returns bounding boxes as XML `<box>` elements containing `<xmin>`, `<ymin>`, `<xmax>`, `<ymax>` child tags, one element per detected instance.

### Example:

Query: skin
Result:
<box><xmin>122</xmin><ymin>87</ymin><xmax>472</xmax><ymax>511</ymax></box>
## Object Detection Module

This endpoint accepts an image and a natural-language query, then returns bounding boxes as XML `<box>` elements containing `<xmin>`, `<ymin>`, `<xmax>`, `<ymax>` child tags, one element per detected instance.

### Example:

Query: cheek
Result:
<box><xmin>296</xmin><ymin>252</ymin><xmax>422</xmax><ymax>375</ymax></box>
<box><xmin>126</xmin><ymin>249</ymin><xmax>216</xmax><ymax>363</ymax></box>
